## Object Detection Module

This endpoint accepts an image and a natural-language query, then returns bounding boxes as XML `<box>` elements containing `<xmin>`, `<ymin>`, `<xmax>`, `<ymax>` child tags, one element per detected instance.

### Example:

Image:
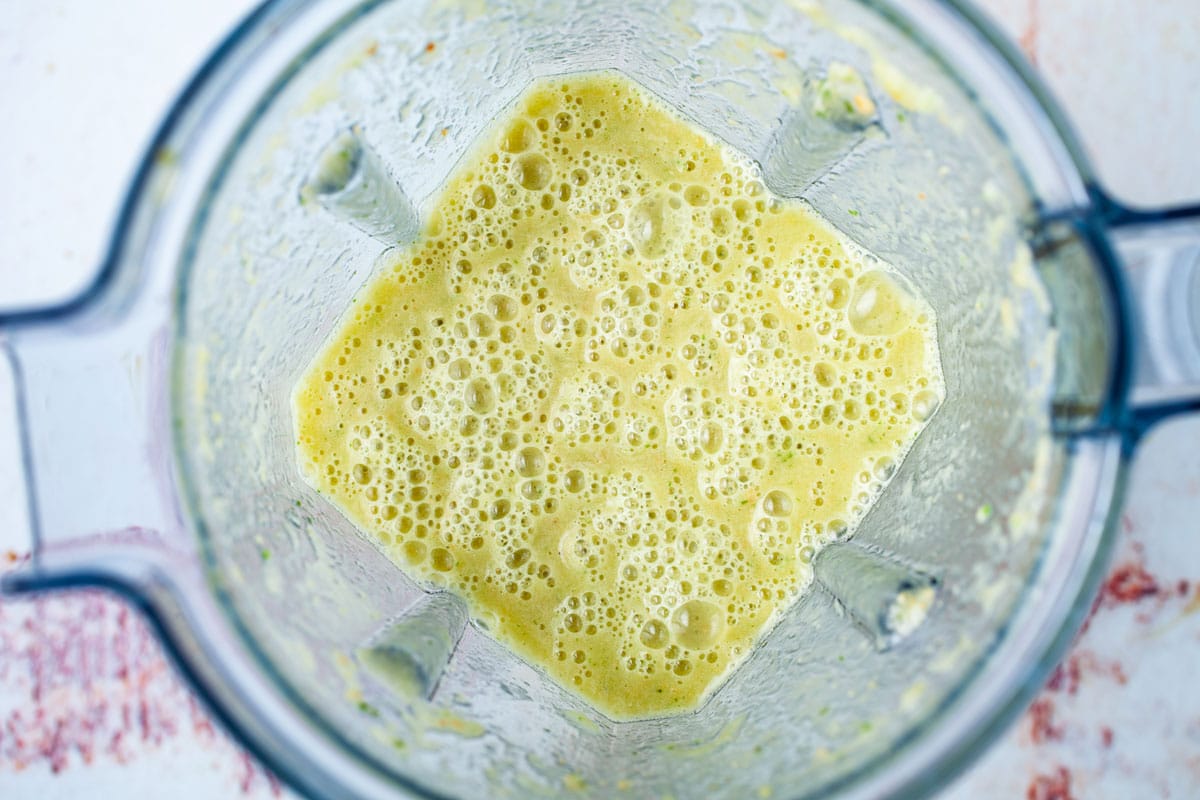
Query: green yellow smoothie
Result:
<box><xmin>293</xmin><ymin>72</ymin><xmax>944</xmax><ymax>718</ymax></box>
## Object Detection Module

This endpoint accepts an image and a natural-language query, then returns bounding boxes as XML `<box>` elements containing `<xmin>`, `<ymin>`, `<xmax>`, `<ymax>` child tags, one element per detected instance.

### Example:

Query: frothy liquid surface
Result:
<box><xmin>294</xmin><ymin>73</ymin><xmax>944</xmax><ymax>718</ymax></box>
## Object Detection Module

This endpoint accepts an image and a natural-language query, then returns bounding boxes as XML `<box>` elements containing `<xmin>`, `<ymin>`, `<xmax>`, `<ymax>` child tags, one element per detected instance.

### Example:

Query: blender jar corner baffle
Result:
<box><xmin>2</xmin><ymin>1</ymin><xmax>1199</xmax><ymax>799</ymax></box>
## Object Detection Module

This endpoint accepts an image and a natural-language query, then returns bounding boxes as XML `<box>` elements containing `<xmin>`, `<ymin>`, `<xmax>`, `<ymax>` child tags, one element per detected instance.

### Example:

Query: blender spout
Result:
<box><xmin>812</xmin><ymin>540</ymin><xmax>938</xmax><ymax>650</ymax></box>
<box><xmin>301</xmin><ymin>126</ymin><xmax>419</xmax><ymax>244</ymax></box>
<box><xmin>358</xmin><ymin>591</ymin><xmax>469</xmax><ymax>700</ymax></box>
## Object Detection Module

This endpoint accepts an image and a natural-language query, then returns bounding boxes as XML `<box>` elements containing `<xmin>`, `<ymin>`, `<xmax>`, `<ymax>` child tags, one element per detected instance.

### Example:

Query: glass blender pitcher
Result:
<box><xmin>3</xmin><ymin>0</ymin><xmax>1199</xmax><ymax>798</ymax></box>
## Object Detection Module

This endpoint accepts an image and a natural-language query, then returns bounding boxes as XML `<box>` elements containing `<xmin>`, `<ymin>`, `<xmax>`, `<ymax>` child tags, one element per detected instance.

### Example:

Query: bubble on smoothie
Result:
<box><xmin>848</xmin><ymin>270</ymin><xmax>913</xmax><ymax>336</ymax></box>
<box><xmin>500</xmin><ymin>118</ymin><xmax>536</xmax><ymax>153</ymax></box>
<box><xmin>671</xmin><ymin>600</ymin><xmax>723</xmax><ymax>650</ymax></box>
<box><xmin>628</xmin><ymin>192</ymin><xmax>677</xmax><ymax>259</ymax></box>
<box><xmin>515</xmin><ymin>153</ymin><xmax>553</xmax><ymax>190</ymax></box>
<box><xmin>911</xmin><ymin>389</ymin><xmax>941</xmax><ymax>422</ymax></box>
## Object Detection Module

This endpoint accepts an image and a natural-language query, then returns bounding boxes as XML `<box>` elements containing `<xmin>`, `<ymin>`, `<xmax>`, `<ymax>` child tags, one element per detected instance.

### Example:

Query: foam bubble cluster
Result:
<box><xmin>294</xmin><ymin>73</ymin><xmax>944</xmax><ymax>718</ymax></box>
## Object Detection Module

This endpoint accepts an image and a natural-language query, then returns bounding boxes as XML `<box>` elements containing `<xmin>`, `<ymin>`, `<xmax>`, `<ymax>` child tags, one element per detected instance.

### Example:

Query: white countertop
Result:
<box><xmin>1</xmin><ymin>1</ymin><xmax>1198</xmax><ymax>797</ymax></box>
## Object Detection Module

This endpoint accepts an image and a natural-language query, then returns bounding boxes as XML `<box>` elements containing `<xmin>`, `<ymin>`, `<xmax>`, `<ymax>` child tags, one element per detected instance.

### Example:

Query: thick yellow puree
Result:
<box><xmin>293</xmin><ymin>72</ymin><xmax>943</xmax><ymax>718</ymax></box>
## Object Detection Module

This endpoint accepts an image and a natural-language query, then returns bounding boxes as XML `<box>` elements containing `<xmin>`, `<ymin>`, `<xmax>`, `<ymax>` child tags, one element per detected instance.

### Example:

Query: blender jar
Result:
<box><xmin>3</xmin><ymin>0</ymin><xmax>1199</xmax><ymax>798</ymax></box>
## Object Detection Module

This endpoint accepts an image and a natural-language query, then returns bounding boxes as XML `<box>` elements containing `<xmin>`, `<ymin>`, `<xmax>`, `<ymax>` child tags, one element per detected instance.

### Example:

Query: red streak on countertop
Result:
<box><xmin>1012</xmin><ymin>516</ymin><xmax>1200</xmax><ymax>797</ymax></box>
<box><xmin>0</xmin><ymin>570</ymin><xmax>279</xmax><ymax>795</ymax></box>
<box><xmin>1099</xmin><ymin>562</ymin><xmax>1160</xmax><ymax>607</ymax></box>
<box><xmin>1044</xmin><ymin>652</ymin><xmax>1128</xmax><ymax>697</ymax></box>
<box><xmin>1025</xmin><ymin>766</ymin><xmax>1074</xmax><ymax>800</ymax></box>
<box><xmin>1017</xmin><ymin>0</ymin><xmax>1040</xmax><ymax>65</ymax></box>
<box><xmin>1027</xmin><ymin>698</ymin><xmax>1063</xmax><ymax>744</ymax></box>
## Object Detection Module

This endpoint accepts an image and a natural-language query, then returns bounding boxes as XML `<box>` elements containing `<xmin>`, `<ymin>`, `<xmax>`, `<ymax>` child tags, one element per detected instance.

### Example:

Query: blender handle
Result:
<box><xmin>0</xmin><ymin>324</ymin><xmax>184</xmax><ymax>597</ymax></box>
<box><xmin>1099</xmin><ymin>192</ymin><xmax>1200</xmax><ymax>437</ymax></box>
<box><xmin>0</xmin><ymin>258</ymin><xmax>180</xmax><ymax>597</ymax></box>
